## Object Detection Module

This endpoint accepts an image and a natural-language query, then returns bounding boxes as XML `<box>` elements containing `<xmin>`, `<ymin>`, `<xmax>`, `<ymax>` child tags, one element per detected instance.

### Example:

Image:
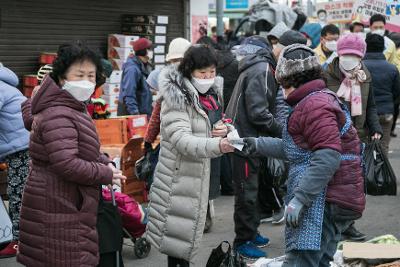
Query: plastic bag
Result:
<box><xmin>364</xmin><ymin>140</ymin><xmax>397</xmax><ymax>196</ymax></box>
<box><xmin>206</xmin><ymin>241</ymin><xmax>246</xmax><ymax>267</ymax></box>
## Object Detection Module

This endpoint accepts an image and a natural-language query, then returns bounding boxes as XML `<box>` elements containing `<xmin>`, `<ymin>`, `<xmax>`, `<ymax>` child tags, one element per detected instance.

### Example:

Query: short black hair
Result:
<box><xmin>321</xmin><ymin>24</ymin><xmax>340</xmax><ymax>37</ymax></box>
<box><xmin>366</xmin><ymin>33</ymin><xmax>385</xmax><ymax>53</ymax></box>
<box><xmin>349</xmin><ymin>22</ymin><xmax>364</xmax><ymax>32</ymax></box>
<box><xmin>317</xmin><ymin>9</ymin><xmax>327</xmax><ymax>16</ymax></box>
<box><xmin>370</xmin><ymin>14</ymin><xmax>386</xmax><ymax>26</ymax></box>
<box><xmin>178</xmin><ymin>45</ymin><xmax>218</xmax><ymax>79</ymax></box>
<box><xmin>51</xmin><ymin>41</ymin><xmax>103</xmax><ymax>86</ymax></box>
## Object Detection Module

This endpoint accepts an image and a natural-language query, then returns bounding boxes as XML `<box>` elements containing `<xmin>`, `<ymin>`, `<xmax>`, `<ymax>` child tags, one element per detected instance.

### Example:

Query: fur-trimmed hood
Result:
<box><xmin>158</xmin><ymin>64</ymin><xmax>224</xmax><ymax>112</ymax></box>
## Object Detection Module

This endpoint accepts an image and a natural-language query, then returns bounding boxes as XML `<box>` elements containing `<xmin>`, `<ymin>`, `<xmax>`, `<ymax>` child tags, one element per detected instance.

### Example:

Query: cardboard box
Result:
<box><xmin>107</xmin><ymin>71</ymin><xmax>123</xmax><ymax>84</ymax></box>
<box><xmin>102</xmin><ymin>83</ymin><xmax>121</xmax><ymax>96</ymax></box>
<box><xmin>109</xmin><ymin>109</ymin><xmax>118</xmax><ymax>118</ymax></box>
<box><xmin>108</xmin><ymin>34</ymin><xmax>139</xmax><ymax>48</ymax></box>
<box><xmin>108</xmin><ymin>47</ymin><xmax>134</xmax><ymax>61</ymax></box>
<box><xmin>343</xmin><ymin>242</ymin><xmax>400</xmax><ymax>260</ymax></box>
<box><xmin>120</xmin><ymin>115</ymin><xmax>148</xmax><ymax>138</ymax></box>
<box><xmin>23</xmin><ymin>86</ymin><xmax>35</xmax><ymax>98</ymax></box>
<box><xmin>109</xmin><ymin>58</ymin><xmax>124</xmax><ymax>71</ymax></box>
<box><xmin>95</xmin><ymin>118</ymin><xmax>128</xmax><ymax>145</ymax></box>
<box><xmin>102</xmin><ymin>94</ymin><xmax>119</xmax><ymax>109</ymax></box>
<box><xmin>23</xmin><ymin>75</ymin><xmax>39</xmax><ymax>87</ymax></box>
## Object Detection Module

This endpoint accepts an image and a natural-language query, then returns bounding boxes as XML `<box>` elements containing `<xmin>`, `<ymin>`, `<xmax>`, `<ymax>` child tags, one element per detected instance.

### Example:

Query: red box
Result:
<box><xmin>23</xmin><ymin>75</ymin><xmax>39</xmax><ymax>87</ymax></box>
<box><xmin>125</xmin><ymin>115</ymin><xmax>148</xmax><ymax>138</ymax></box>
<box><xmin>23</xmin><ymin>86</ymin><xmax>35</xmax><ymax>98</ymax></box>
<box><xmin>39</xmin><ymin>52</ymin><xmax>57</xmax><ymax>65</ymax></box>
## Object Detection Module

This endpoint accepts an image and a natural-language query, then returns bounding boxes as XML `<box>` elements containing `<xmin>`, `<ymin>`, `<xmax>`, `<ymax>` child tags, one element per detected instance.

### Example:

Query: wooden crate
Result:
<box><xmin>95</xmin><ymin>118</ymin><xmax>129</xmax><ymax>145</ymax></box>
<box><xmin>100</xmin><ymin>137</ymin><xmax>147</xmax><ymax>203</ymax></box>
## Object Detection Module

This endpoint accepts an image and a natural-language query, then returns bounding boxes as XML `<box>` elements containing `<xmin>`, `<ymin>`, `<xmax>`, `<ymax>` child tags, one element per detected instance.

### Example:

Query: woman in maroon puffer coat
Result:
<box><xmin>17</xmin><ymin>42</ymin><xmax>126</xmax><ymax>267</ymax></box>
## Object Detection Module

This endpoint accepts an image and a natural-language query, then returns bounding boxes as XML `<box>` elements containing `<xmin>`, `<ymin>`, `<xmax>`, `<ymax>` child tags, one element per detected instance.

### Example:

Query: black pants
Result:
<box><xmin>231</xmin><ymin>154</ymin><xmax>260</xmax><ymax>247</ymax></box>
<box><xmin>392</xmin><ymin>103</ymin><xmax>399</xmax><ymax>132</ymax></box>
<box><xmin>257</xmin><ymin>159</ymin><xmax>283</xmax><ymax>217</ymax></box>
<box><xmin>220</xmin><ymin>154</ymin><xmax>234</xmax><ymax>195</ymax></box>
<box><xmin>168</xmin><ymin>256</ymin><xmax>189</xmax><ymax>267</ymax></box>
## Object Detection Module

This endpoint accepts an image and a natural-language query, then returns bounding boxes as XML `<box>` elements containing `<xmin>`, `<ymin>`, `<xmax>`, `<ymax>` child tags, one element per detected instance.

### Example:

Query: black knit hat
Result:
<box><xmin>279</xmin><ymin>30</ymin><xmax>307</xmax><ymax>47</ymax></box>
<box><xmin>366</xmin><ymin>33</ymin><xmax>385</xmax><ymax>53</ymax></box>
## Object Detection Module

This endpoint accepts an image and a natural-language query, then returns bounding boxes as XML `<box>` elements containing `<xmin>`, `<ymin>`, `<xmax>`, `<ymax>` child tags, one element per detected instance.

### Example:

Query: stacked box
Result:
<box><xmin>102</xmin><ymin>69</ymin><xmax>123</xmax><ymax>117</ymax></box>
<box><xmin>108</xmin><ymin>34</ymin><xmax>139</xmax><ymax>71</ymax></box>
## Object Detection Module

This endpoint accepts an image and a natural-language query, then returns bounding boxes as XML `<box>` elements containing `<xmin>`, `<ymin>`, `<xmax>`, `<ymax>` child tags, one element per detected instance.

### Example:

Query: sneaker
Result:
<box><xmin>236</xmin><ymin>241</ymin><xmax>267</xmax><ymax>260</ymax></box>
<box><xmin>271</xmin><ymin>208</ymin><xmax>285</xmax><ymax>225</ymax></box>
<box><xmin>342</xmin><ymin>225</ymin><xmax>366</xmax><ymax>241</ymax></box>
<box><xmin>0</xmin><ymin>241</ymin><xmax>18</xmax><ymax>258</ymax></box>
<box><xmin>252</xmin><ymin>233</ymin><xmax>270</xmax><ymax>248</ymax></box>
<box><xmin>391</xmin><ymin>131</ymin><xmax>397</xmax><ymax>138</ymax></box>
<box><xmin>259</xmin><ymin>212</ymin><xmax>274</xmax><ymax>223</ymax></box>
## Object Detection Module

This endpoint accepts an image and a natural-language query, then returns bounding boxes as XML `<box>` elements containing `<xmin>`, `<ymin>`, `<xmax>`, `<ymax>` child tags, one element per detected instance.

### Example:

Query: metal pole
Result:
<box><xmin>216</xmin><ymin>0</ymin><xmax>224</xmax><ymax>37</ymax></box>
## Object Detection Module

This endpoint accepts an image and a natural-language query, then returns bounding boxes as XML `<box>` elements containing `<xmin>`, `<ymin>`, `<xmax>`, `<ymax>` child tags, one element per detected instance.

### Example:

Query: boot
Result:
<box><xmin>168</xmin><ymin>256</ymin><xmax>190</xmax><ymax>267</ymax></box>
<box><xmin>342</xmin><ymin>224</ymin><xmax>366</xmax><ymax>241</ymax></box>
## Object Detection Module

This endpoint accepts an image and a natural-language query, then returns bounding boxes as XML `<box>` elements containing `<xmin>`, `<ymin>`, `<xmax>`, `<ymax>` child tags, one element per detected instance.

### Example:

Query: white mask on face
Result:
<box><xmin>147</xmin><ymin>50</ymin><xmax>154</xmax><ymax>59</ymax></box>
<box><xmin>325</xmin><ymin>40</ymin><xmax>338</xmax><ymax>52</ymax></box>
<box><xmin>62</xmin><ymin>80</ymin><xmax>96</xmax><ymax>102</ymax></box>
<box><xmin>339</xmin><ymin>56</ymin><xmax>361</xmax><ymax>71</ymax></box>
<box><xmin>191</xmin><ymin>77</ymin><xmax>215</xmax><ymax>94</ymax></box>
<box><xmin>372</xmin><ymin>29</ymin><xmax>385</xmax><ymax>36</ymax></box>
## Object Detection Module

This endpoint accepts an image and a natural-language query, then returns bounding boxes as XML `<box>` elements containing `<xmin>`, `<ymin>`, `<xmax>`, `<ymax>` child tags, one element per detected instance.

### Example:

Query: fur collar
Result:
<box><xmin>158</xmin><ymin>64</ymin><xmax>224</xmax><ymax>111</ymax></box>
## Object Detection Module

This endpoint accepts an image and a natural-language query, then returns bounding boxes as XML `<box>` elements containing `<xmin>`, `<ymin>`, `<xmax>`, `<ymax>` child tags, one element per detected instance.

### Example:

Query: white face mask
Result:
<box><xmin>339</xmin><ymin>56</ymin><xmax>361</xmax><ymax>71</ymax></box>
<box><xmin>147</xmin><ymin>50</ymin><xmax>154</xmax><ymax>59</ymax></box>
<box><xmin>372</xmin><ymin>29</ymin><xmax>385</xmax><ymax>36</ymax></box>
<box><xmin>191</xmin><ymin>77</ymin><xmax>215</xmax><ymax>94</ymax></box>
<box><xmin>62</xmin><ymin>80</ymin><xmax>96</xmax><ymax>102</ymax></box>
<box><xmin>325</xmin><ymin>40</ymin><xmax>338</xmax><ymax>52</ymax></box>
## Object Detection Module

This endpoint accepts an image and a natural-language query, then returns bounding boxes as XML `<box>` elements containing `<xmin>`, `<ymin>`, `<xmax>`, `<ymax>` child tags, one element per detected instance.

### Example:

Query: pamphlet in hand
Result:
<box><xmin>227</xmin><ymin>129</ymin><xmax>244</xmax><ymax>151</ymax></box>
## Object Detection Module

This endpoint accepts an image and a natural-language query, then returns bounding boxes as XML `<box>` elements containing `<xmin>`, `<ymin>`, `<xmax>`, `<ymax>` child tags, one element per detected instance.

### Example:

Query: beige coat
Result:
<box><xmin>146</xmin><ymin>65</ymin><xmax>223</xmax><ymax>262</ymax></box>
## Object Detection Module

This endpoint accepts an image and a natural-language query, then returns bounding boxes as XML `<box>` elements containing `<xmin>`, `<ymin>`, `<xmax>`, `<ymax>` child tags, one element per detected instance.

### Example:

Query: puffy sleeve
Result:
<box><xmin>161</xmin><ymin>101</ymin><xmax>222</xmax><ymax>159</ymax></box>
<box><xmin>41</xmin><ymin>115</ymin><xmax>113</xmax><ymax>185</ymax></box>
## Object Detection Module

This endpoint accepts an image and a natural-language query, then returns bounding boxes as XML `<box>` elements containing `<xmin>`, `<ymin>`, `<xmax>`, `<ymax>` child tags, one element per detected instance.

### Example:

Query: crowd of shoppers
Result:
<box><xmin>1</xmin><ymin>9</ymin><xmax>400</xmax><ymax>267</ymax></box>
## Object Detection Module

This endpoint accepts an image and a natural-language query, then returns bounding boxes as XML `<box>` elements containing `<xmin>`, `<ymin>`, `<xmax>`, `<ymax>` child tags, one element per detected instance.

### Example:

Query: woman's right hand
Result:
<box><xmin>219</xmin><ymin>138</ymin><xmax>235</xmax><ymax>153</ymax></box>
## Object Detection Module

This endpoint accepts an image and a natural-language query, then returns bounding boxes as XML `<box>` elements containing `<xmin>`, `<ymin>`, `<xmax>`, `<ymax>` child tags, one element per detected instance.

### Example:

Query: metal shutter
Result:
<box><xmin>0</xmin><ymin>0</ymin><xmax>184</xmax><ymax>78</ymax></box>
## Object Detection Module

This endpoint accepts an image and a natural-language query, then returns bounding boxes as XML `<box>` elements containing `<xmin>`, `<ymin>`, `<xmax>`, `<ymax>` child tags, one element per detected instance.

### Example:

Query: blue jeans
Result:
<box><xmin>282</xmin><ymin>203</ymin><xmax>352</xmax><ymax>267</ymax></box>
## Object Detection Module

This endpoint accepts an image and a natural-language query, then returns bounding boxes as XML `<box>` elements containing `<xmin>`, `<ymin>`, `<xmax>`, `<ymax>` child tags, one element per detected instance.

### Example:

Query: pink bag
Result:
<box><xmin>102</xmin><ymin>189</ymin><xmax>146</xmax><ymax>238</ymax></box>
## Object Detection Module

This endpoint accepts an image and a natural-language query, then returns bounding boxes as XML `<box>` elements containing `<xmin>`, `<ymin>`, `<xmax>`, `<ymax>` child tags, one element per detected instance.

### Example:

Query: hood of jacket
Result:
<box><xmin>217</xmin><ymin>50</ymin><xmax>236</xmax><ymax>69</ymax></box>
<box><xmin>326</xmin><ymin>57</ymin><xmax>372</xmax><ymax>83</ymax></box>
<box><xmin>300</xmin><ymin>23</ymin><xmax>322</xmax><ymax>49</ymax></box>
<box><xmin>31</xmin><ymin>76</ymin><xmax>86</xmax><ymax>115</ymax></box>
<box><xmin>0</xmin><ymin>66</ymin><xmax>19</xmax><ymax>87</ymax></box>
<box><xmin>238</xmin><ymin>48</ymin><xmax>277</xmax><ymax>73</ymax></box>
<box><xmin>159</xmin><ymin>64</ymin><xmax>224</xmax><ymax>111</ymax></box>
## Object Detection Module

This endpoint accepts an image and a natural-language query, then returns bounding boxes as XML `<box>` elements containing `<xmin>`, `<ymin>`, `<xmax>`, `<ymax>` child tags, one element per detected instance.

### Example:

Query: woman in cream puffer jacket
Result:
<box><xmin>146</xmin><ymin>46</ymin><xmax>233</xmax><ymax>266</ymax></box>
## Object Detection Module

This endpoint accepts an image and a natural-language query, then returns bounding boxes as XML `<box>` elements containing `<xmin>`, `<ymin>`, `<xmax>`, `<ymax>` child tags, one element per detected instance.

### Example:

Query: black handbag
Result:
<box><xmin>206</xmin><ymin>241</ymin><xmax>246</xmax><ymax>267</ymax></box>
<box><xmin>135</xmin><ymin>144</ymin><xmax>160</xmax><ymax>190</ymax></box>
<box><xmin>364</xmin><ymin>140</ymin><xmax>397</xmax><ymax>196</ymax></box>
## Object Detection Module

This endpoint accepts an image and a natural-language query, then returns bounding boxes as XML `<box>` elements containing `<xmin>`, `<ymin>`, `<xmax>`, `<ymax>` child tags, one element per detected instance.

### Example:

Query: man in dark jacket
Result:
<box><xmin>364</xmin><ymin>33</ymin><xmax>400</xmax><ymax>155</ymax></box>
<box><xmin>118</xmin><ymin>38</ymin><xmax>153</xmax><ymax>116</ymax></box>
<box><xmin>226</xmin><ymin>36</ymin><xmax>282</xmax><ymax>259</ymax></box>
